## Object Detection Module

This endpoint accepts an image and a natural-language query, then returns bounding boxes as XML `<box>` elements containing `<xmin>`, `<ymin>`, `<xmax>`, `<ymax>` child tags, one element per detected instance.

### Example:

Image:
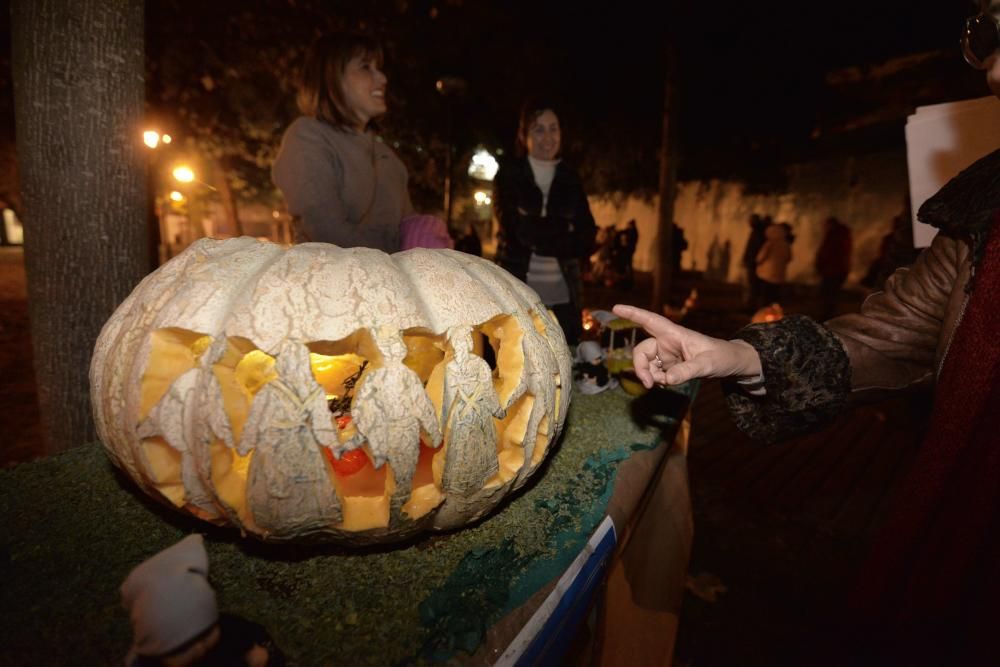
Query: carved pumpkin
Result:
<box><xmin>91</xmin><ymin>237</ymin><xmax>572</xmax><ymax>543</ymax></box>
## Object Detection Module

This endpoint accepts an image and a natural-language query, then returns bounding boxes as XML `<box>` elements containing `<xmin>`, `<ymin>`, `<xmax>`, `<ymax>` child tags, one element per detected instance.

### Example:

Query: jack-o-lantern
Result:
<box><xmin>90</xmin><ymin>238</ymin><xmax>572</xmax><ymax>543</ymax></box>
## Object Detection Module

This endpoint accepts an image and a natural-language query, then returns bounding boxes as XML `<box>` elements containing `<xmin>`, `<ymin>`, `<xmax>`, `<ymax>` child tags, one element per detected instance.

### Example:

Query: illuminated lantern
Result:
<box><xmin>751</xmin><ymin>303</ymin><xmax>785</xmax><ymax>324</ymax></box>
<box><xmin>91</xmin><ymin>238</ymin><xmax>572</xmax><ymax>543</ymax></box>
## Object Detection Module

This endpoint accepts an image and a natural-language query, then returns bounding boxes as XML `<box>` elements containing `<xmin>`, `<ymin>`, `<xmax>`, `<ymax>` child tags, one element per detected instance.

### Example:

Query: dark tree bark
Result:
<box><xmin>12</xmin><ymin>0</ymin><xmax>147</xmax><ymax>454</ymax></box>
<box><xmin>652</xmin><ymin>46</ymin><xmax>679</xmax><ymax>313</ymax></box>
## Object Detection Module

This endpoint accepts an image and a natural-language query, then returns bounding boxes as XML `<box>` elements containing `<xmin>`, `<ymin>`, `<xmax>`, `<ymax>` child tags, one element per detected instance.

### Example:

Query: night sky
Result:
<box><xmin>379</xmin><ymin>0</ymin><xmax>986</xmax><ymax>189</ymax></box>
<box><xmin>490</xmin><ymin>1</ymin><xmax>981</xmax><ymax>156</ymax></box>
<box><xmin>0</xmin><ymin>0</ymin><xmax>990</xmax><ymax>197</ymax></box>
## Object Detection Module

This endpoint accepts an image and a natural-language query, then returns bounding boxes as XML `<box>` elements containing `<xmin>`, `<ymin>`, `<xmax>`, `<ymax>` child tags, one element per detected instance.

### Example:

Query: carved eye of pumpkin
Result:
<box><xmin>91</xmin><ymin>238</ymin><xmax>572</xmax><ymax>544</ymax></box>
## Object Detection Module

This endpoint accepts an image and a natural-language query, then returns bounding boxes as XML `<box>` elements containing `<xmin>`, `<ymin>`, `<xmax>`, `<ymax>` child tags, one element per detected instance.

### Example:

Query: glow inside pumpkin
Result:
<box><xmin>134</xmin><ymin>315</ymin><xmax>553</xmax><ymax>535</ymax></box>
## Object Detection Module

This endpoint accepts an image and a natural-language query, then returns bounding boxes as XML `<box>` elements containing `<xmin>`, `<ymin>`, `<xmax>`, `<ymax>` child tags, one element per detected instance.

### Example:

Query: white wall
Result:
<box><xmin>588</xmin><ymin>149</ymin><xmax>910</xmax><ymax>285</ymax></box>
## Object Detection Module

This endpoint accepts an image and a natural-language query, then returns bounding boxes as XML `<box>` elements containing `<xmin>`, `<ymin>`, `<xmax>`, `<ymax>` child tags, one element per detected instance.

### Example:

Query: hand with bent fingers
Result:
<box><xmin>612</xmin><ymin>304</ymin><xmax>763</xmax><ymax>389</ymax></box>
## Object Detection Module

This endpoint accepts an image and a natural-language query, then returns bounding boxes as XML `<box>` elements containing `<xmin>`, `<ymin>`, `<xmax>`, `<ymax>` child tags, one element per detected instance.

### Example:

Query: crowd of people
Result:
<box><xmin>586</xmin><ymin>219</ymin><xmax>640</xmax><ymax>288</ymax></box>
<box><xmin>739</xmin><ymin>211</ymin><xmax>878</xmax><ymax>319</ymax></box>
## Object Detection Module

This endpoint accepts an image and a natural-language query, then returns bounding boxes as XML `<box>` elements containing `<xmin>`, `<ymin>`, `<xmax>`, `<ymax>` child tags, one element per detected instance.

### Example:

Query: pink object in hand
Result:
<box><xmin>400</xmin><ymin>214</ymin><xmax>454</xmax><ymax>250</ymax></box>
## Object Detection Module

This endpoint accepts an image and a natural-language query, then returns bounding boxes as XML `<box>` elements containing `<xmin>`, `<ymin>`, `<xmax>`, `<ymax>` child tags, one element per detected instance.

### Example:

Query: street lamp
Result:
<box><xmin>143</xmin><ymin>130</ymin><xmax>172</xmax><ymax>149</ymax></box>
<box><xmin>143</xmin><ymin>129</ymin><xmax>181</xmax><ymax>265</ymax></box>
<box><xmin>169</xmin><ymin>163</ymin><xmax>224</xmax><ymax>251</ymax></box>
<box><xmin>172</xmin><ymin>164</ymin><xmax>217</xmax><ymax>192</ymax></box>
<box><xmin>143</xmin><ymin>128</ymin><xmax>173</xmax><ymax>267</ymax></box>
<box><xmin>172</xmin><ymin>165</ymin><xmax>195</xmax><ymax>183</ymax></box>
<box><xmin>468</xmin><ymin>148</ymin><xmax>499</xmax><ymax>182</ymax></box>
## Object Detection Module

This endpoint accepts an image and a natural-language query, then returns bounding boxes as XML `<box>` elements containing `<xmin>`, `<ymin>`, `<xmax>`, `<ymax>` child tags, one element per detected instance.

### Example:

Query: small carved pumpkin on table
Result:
<box><xmin>91</xmin><ymin>238</ymin><xmax>572</xmax><ymax>544</ymax></box>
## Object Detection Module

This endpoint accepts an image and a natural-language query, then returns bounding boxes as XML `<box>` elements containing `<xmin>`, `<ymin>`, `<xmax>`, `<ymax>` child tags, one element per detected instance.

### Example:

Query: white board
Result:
<box><xmin>905</xmin><ymin>96</ymin><xmax>1000</xmax><ymax>247</ymax></box>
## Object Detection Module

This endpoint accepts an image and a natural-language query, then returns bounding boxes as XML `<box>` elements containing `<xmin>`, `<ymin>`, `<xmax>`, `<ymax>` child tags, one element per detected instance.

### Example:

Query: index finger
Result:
<box><xmin>612</xmin><ymin>303</ymin><xmax>678</xmax><ymax>336</ymax></box>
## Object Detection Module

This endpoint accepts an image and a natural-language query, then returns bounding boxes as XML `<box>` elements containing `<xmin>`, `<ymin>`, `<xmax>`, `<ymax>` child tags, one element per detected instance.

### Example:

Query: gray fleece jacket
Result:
<box><xmin>272</xmin><ymin>117</ymin><xmax>413</xmax><ymax>252</ymax></box>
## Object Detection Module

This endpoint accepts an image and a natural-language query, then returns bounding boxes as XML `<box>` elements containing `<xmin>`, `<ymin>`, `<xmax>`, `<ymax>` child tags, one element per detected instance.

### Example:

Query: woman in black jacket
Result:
<box><xmin>493</xmin><ymin>101</ymin><xmax>597</xmax><ymax>345</ymax></box>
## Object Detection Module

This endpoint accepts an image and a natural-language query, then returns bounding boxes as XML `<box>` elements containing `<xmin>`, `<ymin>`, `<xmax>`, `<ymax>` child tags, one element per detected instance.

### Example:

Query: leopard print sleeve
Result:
<box><xmin>722</xmin><ymin>315</ymin><xmax>851</xmax><ymax>443</ymax></box>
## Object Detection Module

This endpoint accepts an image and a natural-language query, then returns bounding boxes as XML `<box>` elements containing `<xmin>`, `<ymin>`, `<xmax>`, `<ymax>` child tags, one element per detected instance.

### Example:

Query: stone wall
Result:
<box><xmin>588</xmin><ymin>148</ymin><xmax>910</xmax><ymax>286</ymax></box>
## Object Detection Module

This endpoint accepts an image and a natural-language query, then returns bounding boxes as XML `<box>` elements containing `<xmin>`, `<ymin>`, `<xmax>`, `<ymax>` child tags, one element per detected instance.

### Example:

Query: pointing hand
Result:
<box><xmin>612</xmin><ymin>304</ymin><xmax>763</xmax><ymax>389</ymax></box>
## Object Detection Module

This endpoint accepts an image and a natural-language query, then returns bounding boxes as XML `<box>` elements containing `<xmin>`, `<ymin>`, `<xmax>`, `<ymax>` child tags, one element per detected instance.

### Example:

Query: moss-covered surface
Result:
<box><xmin>0</xmin><ymin>384</ymin><xmax>694</xmax><ymax>666</ymax></box>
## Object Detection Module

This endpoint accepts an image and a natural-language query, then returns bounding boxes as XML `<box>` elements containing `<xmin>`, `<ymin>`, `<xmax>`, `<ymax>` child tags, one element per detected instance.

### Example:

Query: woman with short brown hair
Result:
<box><xmin>272</xmin><ymin>33</ymin><xmax>413</xmax><ymax>251</ymax></box>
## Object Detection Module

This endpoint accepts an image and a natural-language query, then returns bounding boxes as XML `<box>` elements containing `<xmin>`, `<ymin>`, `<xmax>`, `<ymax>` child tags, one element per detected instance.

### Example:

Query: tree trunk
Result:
<box><xmin>12</xmin><ymin>0</ymin><xmax>147</xmax><ymax>454</ymax></box>
<box><xmin>651</xmin><ymin>47</ymin><xmax>679</xmax><ymax>313</ymax></box>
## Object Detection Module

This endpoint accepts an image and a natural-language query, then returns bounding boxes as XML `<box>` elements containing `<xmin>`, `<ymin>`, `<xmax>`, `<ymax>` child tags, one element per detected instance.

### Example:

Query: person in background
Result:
<box><xmin>454</xmin><ymin>223</ymin><xmax>483</xmax><ymax>256</ymax></box>
<box><xmin>272</xmin><ymin>32</ymin><xmax>413</xmax><ymax>252</ymax></box>
<box><xmin>399</xmin><ymin>213</ymin><xmax>453</xmax><ymax>250</ymax></box>
<box><xmin>754</xmin><ymin>220</ymin><xmax>792</xmax><ymax>308</ymax></box>
<box><xmin>741</xmin><ymin>213</ymin><xmax>769</xmax><ymax>309</ymax></box>
<box><xmin>814</xmin><ymin>216</ymin><xmax>853</xmax><ymax>320</ymax></box>
<box><xmin>610</xmin><ymin>226</ymin><xmax>632</xmax><ymax>287</ymax></box>
<box><xmin>589</xmin><ymin>226</ymin><xmax>616</xmax><ymax>286</ymax></box>
<box><xmin>493</xmin><ymin>100</ymin><xmax>597</xmax><ymax>345</ymax></box>
<box><xmin>862</xmin><ymin>201</ymin><xmax>918</xmax><ymax>292</ymax></box>
<box><xmin>613</xmin><ymin>3</ymin><xmax>1000</xmax><ymax>660</ymax></box>
<box><xmin>622</xmin><ymin>219</ymin><xmax>640</xmax><ymax>287</ymax></box>
<box><xmin>670</xmin><ymin>222</ymin><xmax>688</xmax><ymax>274</ymax></box>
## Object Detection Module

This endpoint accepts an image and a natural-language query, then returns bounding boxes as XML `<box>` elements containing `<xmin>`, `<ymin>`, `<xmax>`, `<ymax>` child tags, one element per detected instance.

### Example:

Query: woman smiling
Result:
<box><xmin>493</xmin><ymin>101</ymin><xmax>597</xmax><ymax>345</ymax></box>
<box><xmin>272</xmin><ymin>33</ymin><xmax>413</xmax><ymax>252</ymax></box>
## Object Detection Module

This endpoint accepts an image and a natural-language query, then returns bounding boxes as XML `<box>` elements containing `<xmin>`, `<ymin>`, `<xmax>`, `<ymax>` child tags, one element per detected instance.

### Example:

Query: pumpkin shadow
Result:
<box><xmin>107</xmin><ymin>459</ymin><xmax>257</xmax><ymax>544</ymax></box>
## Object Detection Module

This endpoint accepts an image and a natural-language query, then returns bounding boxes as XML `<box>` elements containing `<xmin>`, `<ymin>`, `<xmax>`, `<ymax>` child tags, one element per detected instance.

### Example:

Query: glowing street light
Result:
<box><xmin>172</xmin><ymin>165</ymin><xmax>195</xmax><ymax>183</ymax></box>
<box><xmin>169</xmin><ymin>191</ymin><xmax>185</xmax><ymax>202</ymax></box>
<box><xmin>473</xmin><ymin>190</ymin><xmax>492</xmax><ymax>206</ymax></box>
<box><xmin>143</xmin><ymin>129</ymin><xmax>173</xmax><ymax>149</ymax></box>
<box><xmin>468</xmin><ymin>148</ymin><xmax>499</xmax><ymax>182</ymax></box>
<box><xmin>171</xmin><ymin>164</ymin><xmax>218</xmax><ymax>192</ymax></box>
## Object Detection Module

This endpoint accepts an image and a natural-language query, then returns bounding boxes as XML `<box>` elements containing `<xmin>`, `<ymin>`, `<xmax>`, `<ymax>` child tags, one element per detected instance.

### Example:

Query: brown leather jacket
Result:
<box><xmin>827</xmin><ymin>233</ymin><xmax>970</xmax><ymax>398</ymax></box>
<box><xmin>723</xmin><ymin>147</ymin><xmax>999</xmax><ymax>442</ymax></box>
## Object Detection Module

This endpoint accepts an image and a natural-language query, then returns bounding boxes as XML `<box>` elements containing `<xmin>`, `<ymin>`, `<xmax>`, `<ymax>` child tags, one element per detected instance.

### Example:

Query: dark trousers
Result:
<box><xmin>757</xmin><ymin>279</ymin><xmax>783</xmax><ymax>309</ymax></box>
<box><xmin>744</xmin><ymin>266</ymin><xmax>762</xmax><ymax>309</ymax></box>
<box><xmin>548</xmin><ymin>301</ymin><xmax>582</xmax><ymax>346</ymax></box>
<box><xmin>819</xmin><ymin>274</ymin><xmax>847</xmax><ymax>321</ymax></box>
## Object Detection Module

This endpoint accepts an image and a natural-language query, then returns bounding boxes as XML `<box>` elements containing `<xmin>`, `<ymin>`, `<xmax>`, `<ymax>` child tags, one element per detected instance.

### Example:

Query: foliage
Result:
<box><xmin>146</xmin><ymin>0</ymin><xmax>323</xmax><ymax>204</ymax></box>
<box><xmin>144</xmin><ymin>0</ymin><xmax>670</xmax><ymax>216</ymax></box>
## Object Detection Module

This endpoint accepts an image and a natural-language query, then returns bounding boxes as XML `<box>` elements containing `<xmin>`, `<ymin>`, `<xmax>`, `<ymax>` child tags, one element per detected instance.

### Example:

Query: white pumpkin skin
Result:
<box><xmin>90</xmin><ymin>238</ymin><xmax>572</xmax><ymax>543</ymax></box>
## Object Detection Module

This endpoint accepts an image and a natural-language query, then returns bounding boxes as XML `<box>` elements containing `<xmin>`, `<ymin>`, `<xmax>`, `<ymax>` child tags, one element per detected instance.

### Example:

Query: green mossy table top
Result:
<box><xmin>0</xmin><ymin>383</ymin><xmax>695</xmax><ymax>666</ymax></box>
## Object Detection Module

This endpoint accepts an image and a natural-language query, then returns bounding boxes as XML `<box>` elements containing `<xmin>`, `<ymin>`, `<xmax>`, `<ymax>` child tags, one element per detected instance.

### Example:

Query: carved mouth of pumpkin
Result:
<box><xmin>135</xmin><ymin>310</ymin><xmax>561</xmax><ymax>535</ymax></box>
